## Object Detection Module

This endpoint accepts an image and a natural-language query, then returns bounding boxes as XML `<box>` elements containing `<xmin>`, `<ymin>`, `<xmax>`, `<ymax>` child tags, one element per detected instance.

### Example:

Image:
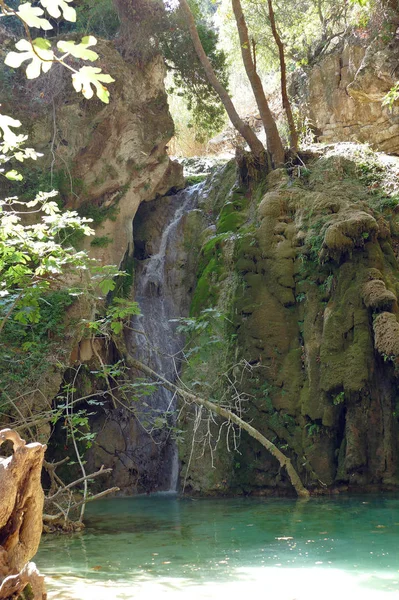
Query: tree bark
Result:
<box><xmin>179</xmin><ymin>0</ymin><xmax>267</xmax><ymax>160</ymax></box>
<box><xmin>266</xmin><ymin>0</ymin><xmax>299</xmax><ymax>152</ymax></box>
<box><xmin>0</xmin><ymin>429</ymin><xmax>47</xmax><ymax>599</ymax></box>
<box><xmin>231</xmin><ymin>0</ymin><xmax>285</xmax><ymax>166</ymax></box>
<box><xmin>127</xmin><ymin>357</ymin><xmax>310</xmax><ymax>499</ymax></box>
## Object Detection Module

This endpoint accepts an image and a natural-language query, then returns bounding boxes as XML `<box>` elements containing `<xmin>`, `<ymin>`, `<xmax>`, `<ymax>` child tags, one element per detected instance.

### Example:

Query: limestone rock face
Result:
<box><xmin>2</xmin><ymin>40</ymin><xmax>183</xmax><ymax>268</ymax></box>
<box><xmin>299</xmin><ymin>42</ymin><xmax>399</xmax><ymax>154</ymax></box>
<box><xmin>0</xmin><ymin>40</ymin><xmax>183</xmax><ymax>447</ymax></box>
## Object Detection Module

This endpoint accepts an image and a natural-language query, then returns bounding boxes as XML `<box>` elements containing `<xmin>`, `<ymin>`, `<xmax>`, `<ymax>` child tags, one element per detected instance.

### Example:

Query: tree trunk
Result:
<box><xmin>266</xmin><ymin>0</ymin><xmax>299</xmax><ymax>152</ymax></box>
<box><xmin>231</xmin><ymin>0</ymin><xmax>285</xmax><ymax>166</ymax></box>
<box><xmin>127</xmin><ymin>357</ymin><xmax>310</xmax><ymax>499</ymax></box>
<box><xmin>0</xmin><ymin>429</ymin><xmax>47</xmax><ymax>599</ymax></box>
<box><xmin>179</xmin><ymin>0</ymin><xmax>267</xmax><ymax>160</ymax></box>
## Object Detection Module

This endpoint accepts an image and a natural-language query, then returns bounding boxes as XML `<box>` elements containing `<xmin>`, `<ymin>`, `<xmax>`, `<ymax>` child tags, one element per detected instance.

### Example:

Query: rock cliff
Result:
<box><xmin>0</xmin><ymin>38</ymin><xmax>183</xmax><ymax>448</ymax></box>
<box><xmin>1</xmin><ymin>38</ymin><xmax>183</xmax><ymax>268</ymax></box>
<box><xmin>297</xmin><ymin>39</ymin><xmax>399</xmax><ymax>154</ymax></box>
<box><xmin>179</xmin><ymin>145</ymin><xmax>399</xmax><ymax>494</ymax></box>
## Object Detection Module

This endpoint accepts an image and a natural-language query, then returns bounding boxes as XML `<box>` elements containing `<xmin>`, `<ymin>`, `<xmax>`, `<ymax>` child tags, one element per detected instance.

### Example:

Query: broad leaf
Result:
<box><xmin>98</xmin><ymin>278</ymin><xmax>116</xmax><ymax>294</ymax></box>
<box><xmin>40</xmin><ymin>0</ymin><xmax>76</xmax><ymax>21</ymax></box>
<box><xmin>5</xmin><ymin>170</ymin><xmax>23</xmax><ymax>181</ymax></box>
<box><xmin>57</xmin><ymin>36</ymin><xmax>98</xmax><ymax>62</ymax></box>
<box><xmin>72</xmin><ymin>66</ymin><xmax>114</xmax><ymax>103</ymax></box>
<box><xmin>110</xmin><ymin>321</ymin><xmax>123</xmax><ymax>334</ymax></box>
<box><xmin>16</xmin><ymin>2</ymin><xmax>52</xmax><ymax>30</ymax></box>
<box><xmin>0</xmin><ymin>114</ymin><xmax>21</xmax><ymax>144</ymax></box>
<box><xmin>5</xmin><ymin>38</ymin><xmax>54</xmax><ymax>79</ymax></box>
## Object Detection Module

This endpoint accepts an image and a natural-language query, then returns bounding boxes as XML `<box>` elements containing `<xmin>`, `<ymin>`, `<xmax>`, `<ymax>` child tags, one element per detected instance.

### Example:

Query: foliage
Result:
<box><xmin>90</xmin><ymin>235</ymin><xmax>112</xmax><ymax>248</ymax></box>
<box><xmin>74</xmin><ymin>0</ymin><xmax>120</xmax><ymax>39</ymax></box>
<box><xmin>77</xmin><ymin>199</ymin><xmax>120</xmax><ymax>226</ymax></box>
<box><xmin>0</xmin><ymin>191</ymin><xmax>93</xmax><ymax>332</ymax></box>
<box><xmin>333</xmin><ymin>390</ymin><xmax>345</xmax><ymax>405</ymax></box>
<box><xmin>86</xmin><ymin>297</ymin><xmax>141</xmax><ymax>336</ymax></box>
<box><xmin>173</xmin><ymin>308</ymin><xmax>231</xmax><ymax>394</ymax></box>
<box><xmin>163</xmin><ymin>10</ymin><xmax>229</xmax><ymax>141</ymax></box>
<box><xmin>0</xmin><ymin>289</ymin><xmax>74</xmax><ymax>398</ymax></box>
<box><xmin>0</xmin><ymin>0</ymin><xmax>122</xmax><ymax>415</ymax></box>
<box><xmin>186</xmin><ymin>174</ymin><xmax>208</xmax><ymax>186</ymax></box>
<box><xmin>1</xmin><ymin>0</ymin><xmax>114</xmax><ymax>102</ymax></box>
<box><xmin>217</xmin><ymin>0</ymin><xmax>372</xmax><ymax>73</ymax></box>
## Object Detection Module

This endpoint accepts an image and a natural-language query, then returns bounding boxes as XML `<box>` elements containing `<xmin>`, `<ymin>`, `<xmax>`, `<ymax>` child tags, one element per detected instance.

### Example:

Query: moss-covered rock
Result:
<box><xmin>180</xmin><ymin>144</ymin><xmax>399</xmax><ymax>495</ymax></box>
<box><xmin>373</xmin><ymin>312</ymin><xmax>399</xmax><ymax>358</ymax></box>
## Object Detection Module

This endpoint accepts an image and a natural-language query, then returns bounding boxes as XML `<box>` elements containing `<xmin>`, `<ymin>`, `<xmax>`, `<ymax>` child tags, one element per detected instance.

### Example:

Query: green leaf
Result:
<box><xmin>5</xmin><ymin>170</ymin><xmax>23</xmax><ymax>181</ymax></box>
<box><xmin>98</xmin><ymin>278</ymin><xmax>116</xmax><ymax>294</ymax></box>
<box><xmin>110</xmin><ymin>321</ymin><xmax>123</xmax><ymax>334</ymax></box>
<box><xmin>16</xmin><ymin>2</ymin><xmax>52</xmax><ymax>30</ymax></box>
<box><xmin>57</xmin><ymin>36</ymin><xmax>99</xmax><ymax>62</ymax></box>
<box><xmin>72</xmin><ymin>66</ymin><xmax>115</xmax><ymax>103</ymax></box>
<box><xmin>40</xmin><ymin>0</ymin><xmax>76</xmax><ymax>21</ymax></box>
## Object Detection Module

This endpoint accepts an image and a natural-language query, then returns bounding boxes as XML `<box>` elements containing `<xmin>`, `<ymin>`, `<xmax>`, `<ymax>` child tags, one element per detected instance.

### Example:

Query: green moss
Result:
<box><xmin>198</xmin><ymin>233</ymin><xmax>230</xmax><ymax>276</ymax></box>
<box><xmin>200</xmin><ymin>160</ymin><xmax>237</xmax><ymax>217</ymax></box>
<box><xmin>191</xmin><ymin>257</ymin><xmax>222</xmax><ymax>315</ymax></box>
<box><xmin>186</xmin><ymin>174</ymin><xmax>207</xmax><ymax>186</ymax></box>
<box><xmin>216</xmin><ymin>191</ymin><xmax>249</xmax><ymax>234</ymax></box>
<box><xmin>114</xmin><ymin>254</ymin><xmax>135</xmax><ymax>298</ymax></box>
<box><xmin>318</xmin><ymin>261</ymin><xmax>374</xmax><ymax>394</ymax></box>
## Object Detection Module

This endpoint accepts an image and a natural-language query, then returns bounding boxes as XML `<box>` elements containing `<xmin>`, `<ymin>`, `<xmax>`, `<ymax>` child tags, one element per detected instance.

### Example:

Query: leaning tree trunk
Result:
<box><xmin>231</xmin><ymin>0</ymin><xmax>285</xmax><ymax>166</ymax></box>
<box><xmin>0</xmin><ymin>429</ymin><xmax>46</xmax><ymax>599</ymax></box>
<box><xmin>266</xmin><ymin>0</ymin><xmax>299</xmax><ymax>152</ymax></box>
<box><xmin>179</xmin><ymin>0</ymin><xmax>267</xmax><ymax>161</ymax></box>
<box><xmin>127</xmin><ymin>357</ymin><xmax>310</xmax><ymax>499</ymax></box>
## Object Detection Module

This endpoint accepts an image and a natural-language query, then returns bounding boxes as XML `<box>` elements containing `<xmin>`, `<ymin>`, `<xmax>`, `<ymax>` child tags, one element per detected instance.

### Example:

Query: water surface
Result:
<box><xmin>36</xmin><ymin>494</ymin><xmax>399</xmax><ymax>599</ymax></box>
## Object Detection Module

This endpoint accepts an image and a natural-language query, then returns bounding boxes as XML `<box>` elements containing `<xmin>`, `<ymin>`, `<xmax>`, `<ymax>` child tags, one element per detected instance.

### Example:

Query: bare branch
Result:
<box><xmin>45</xmin><ymin>466</ymin><xmax>112</xmax><ymax>503</ymax></box>
<box><xmin>127</xmin><ymin>356</ymin><xmax>310</xmax><ymax>498</ymax></box>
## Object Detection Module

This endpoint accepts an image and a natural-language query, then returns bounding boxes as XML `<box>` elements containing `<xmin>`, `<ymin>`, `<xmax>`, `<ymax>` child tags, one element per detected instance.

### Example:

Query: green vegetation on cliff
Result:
<box><xmin>180</xmin><ymin>144</ymin><xmax>399</xmax><ymax>494</ymax></box>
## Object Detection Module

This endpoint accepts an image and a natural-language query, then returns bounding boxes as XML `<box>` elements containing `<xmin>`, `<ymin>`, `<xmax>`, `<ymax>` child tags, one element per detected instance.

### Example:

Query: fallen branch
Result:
<box><xmin>45</xmin><ymin>465</ymin><xmax>112</xmax><ymax>503</ymax></box>
<box><xmin>43</xmin><ymin>486</ymin><xmax>120</xmax><ymax>521</ymax></box>
<box><xmin>126</xmin><ymin>357</ymin><xmax>310</xmax><ymax>499</ymax></box>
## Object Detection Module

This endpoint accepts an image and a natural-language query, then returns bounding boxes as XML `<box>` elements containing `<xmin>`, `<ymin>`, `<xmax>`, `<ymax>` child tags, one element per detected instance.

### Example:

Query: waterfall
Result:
<box><xmin>129</xmin><ymin>183</ymin><xmax>204</xmax><ymax>492</ymax></box>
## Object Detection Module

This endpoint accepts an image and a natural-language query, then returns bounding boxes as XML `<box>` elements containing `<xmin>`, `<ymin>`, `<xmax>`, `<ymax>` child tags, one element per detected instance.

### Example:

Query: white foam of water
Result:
<box><xmin>44</xmin><ymin>566</ymin><xmax>399</xmax><ymax>600</ymax></box>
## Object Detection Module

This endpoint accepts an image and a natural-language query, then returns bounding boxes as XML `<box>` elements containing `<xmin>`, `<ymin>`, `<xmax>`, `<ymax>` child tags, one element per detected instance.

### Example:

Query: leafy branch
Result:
<box><xmin>0</xmin><ymin>0</ymin><xmax>114</xmax><ymax>102</ymax></box>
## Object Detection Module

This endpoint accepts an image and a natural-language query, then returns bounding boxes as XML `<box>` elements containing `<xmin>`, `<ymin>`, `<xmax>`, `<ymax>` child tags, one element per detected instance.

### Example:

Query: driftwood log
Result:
<box><xmin>0</xmin><ymin>429</ymin><xmax>46</xmax><ymax>599</ymax></box>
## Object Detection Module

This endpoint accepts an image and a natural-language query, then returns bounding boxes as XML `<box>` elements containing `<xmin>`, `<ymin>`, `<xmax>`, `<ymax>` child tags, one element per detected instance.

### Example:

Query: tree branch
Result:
<box><xmin>126</xmin><ymin>356</ymin><xmax>310</xmax><ymax>499</ymax></box>
<box><xmin>45</xmin><ymin>466</ymin><xmax>112</xmax><ymax>503</ymax></box>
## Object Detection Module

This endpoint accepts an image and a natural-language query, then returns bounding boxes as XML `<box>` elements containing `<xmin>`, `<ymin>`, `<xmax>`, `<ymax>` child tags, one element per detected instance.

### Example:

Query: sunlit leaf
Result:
<box><xmin>5</xmin><ymin>170</ymin><xmax>23</xmax><ymax>181</ymax></box>
<box><xmin>0</xmin><ymin>114</ymin><xmax>22</xmax><ymax>144</ymax></box>
<box><xmin>57</xmin><ymin>36</ymin><xmax>98</xmax><ymax>62</ymax></box>
<box><xmin>72</xmin><ymin>66</ymin><xmax>114</xmax><ymax>103</ymax></box>
<box><xmin>98</xmin><ymin>278</ymin><xmax>116</xmax><ymax>294</ymax></box>
<box><xmin>16</xmin><ymin>2</ymin><xmax>52</xmax><ymax>30</ymax></box>
<box><xmin>40</xmin><ymin>0</ymin><xmax>76</xmax><ymax>21</ymax></box>
<box><xmin>5</xmin><ymin>38</ymin><xmax>54</xmax><ymax>79</ymax></box>
<box><xmin>110</xmin><ymin>321</ymin><xmax>123</xmax><ymax>334</ymax></box>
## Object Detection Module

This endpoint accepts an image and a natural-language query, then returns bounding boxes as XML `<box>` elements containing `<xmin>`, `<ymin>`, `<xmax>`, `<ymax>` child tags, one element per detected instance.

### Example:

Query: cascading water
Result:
<box><xmin>128</xmin><ymin>182</ymin><xmax>204</xmax><ymax>492</ymax></box>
